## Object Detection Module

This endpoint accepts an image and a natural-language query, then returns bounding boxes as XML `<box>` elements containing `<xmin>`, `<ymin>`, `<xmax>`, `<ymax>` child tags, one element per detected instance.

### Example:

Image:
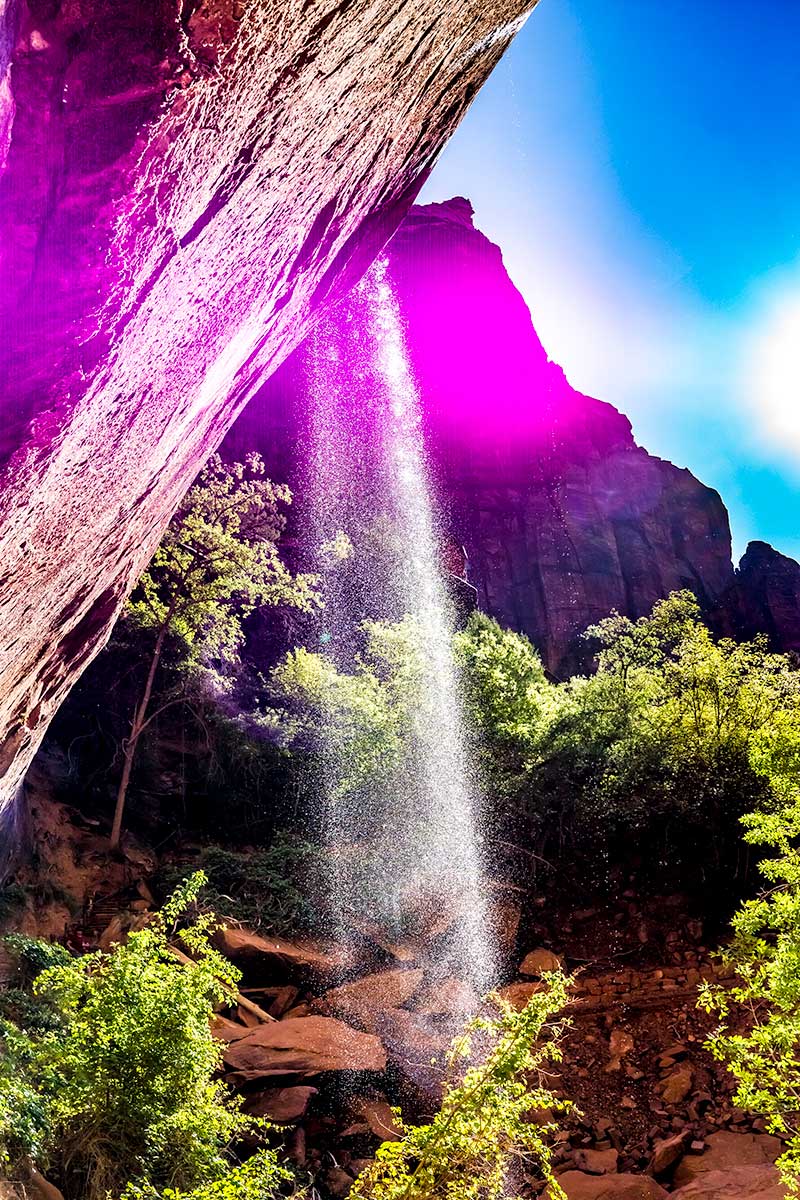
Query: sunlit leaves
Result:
<box><xmin>0</xmin><ymin>876</ymin><xmax>288</xmax><ymax>1200</ymax></box>
<box><xmin>129</xmin><ymin>452</ymin><xmax>318</xmax><ymax>679</ymax></box>
<box><xmin>350</xmin><ymin>974</ymin><xmax>572</xmax><ymax>1200</ymax></box>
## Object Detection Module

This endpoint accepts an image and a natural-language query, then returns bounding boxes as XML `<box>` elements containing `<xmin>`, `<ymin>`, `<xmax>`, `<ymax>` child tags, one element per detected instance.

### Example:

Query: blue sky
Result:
<box><xmin>420</xmin><ymin>0</ymin><xmax>800</xmax><ymax>561</ymax></box>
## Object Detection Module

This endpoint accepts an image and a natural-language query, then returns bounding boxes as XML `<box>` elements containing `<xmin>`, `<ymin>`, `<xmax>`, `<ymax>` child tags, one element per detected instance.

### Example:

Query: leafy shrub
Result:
<box><xmin>0</xmin><ymin>875</ymin><xmax>290</xmax><ymax>1200</ymax></box>
<box><xmin>121</xmin><ymin>1150</ymin><xmax>294</xmax><ymax>1199</ymax></box>
<box><xmin>700</xmin><ymin>789</ymin><xmax>800</xmax><ymax>1194</ymax></box>
<box><xmin>3</xmin><ymin>933</ymin><xmax>72</xmax><ymax>986</ymax></box>
<box><xmin>0</xmin><ymin>986</ymin><xmax>62</xmax><ymax>1034</ymax></box>
<box><xmin>350</xmin><ymin>975</ymin><xmax>572</xmax><ymax>1200</ymax></box>
<box><xmin>153</xmin><ymin>837</ymin><xmax>322</xmax><ymax>936</ymax></box>
<box><xmin>454</xmin><ymin>596</ymin><xmax>800</xmax><ymax>893</ymax></box>
<box><xmin>0</xmin><ymin>1016</ymin><xmax>51</xmax><ymax>1172</ymax></box>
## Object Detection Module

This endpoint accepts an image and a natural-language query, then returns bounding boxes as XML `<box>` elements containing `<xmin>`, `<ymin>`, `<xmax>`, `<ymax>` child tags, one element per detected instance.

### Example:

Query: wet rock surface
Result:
<box><xmin>0</xmin><ymin>0</ymin><xmax>534</xmax><ymax>815</ymax></box>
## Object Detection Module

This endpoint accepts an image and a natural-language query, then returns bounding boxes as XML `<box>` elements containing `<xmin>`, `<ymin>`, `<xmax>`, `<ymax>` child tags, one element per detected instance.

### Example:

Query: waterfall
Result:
<box><xmin>300</xmin><ymin>260</ymin><xmax>495</xmax><ymax>993</ymax></box>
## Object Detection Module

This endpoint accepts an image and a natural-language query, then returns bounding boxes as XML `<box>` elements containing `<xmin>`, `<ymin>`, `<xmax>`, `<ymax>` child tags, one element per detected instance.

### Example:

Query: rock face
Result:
<box><xmin>229</xmin><ymin>197</ymin><xmax>740</xmax><ymax>675</ymax></box>
<box><xmin>0</xmin><ymin>2</ymin><xmax>535</xmax><ymax>818</ymax></box>
<box><xmin>672</xmin><ymin>1167</ymin><xmax>783</xmax><ymax>1200</ymax></box>
<box><xmin>716</xmin><ymin>541</ymin><xmax>800</xmax><ymax>655</ymax></box>
<box><xmin>552</xmin><ymin>1172</ymin><xmax>667</xmax><ymax>1200</ymax></box>
<box><xmin>672</xmin><ymin>1133</ymin><xmax>781</xmax><ymax>1188</ymax></box>
<box><xmin>388</xmin><ymin>200</ymin><xmax>740</xmax><ymax>673</ymax></box>
<box><xmin>223</xmin><ymin>1014</ymin><xmax>387</xmax><ymax>1079</ymax></box>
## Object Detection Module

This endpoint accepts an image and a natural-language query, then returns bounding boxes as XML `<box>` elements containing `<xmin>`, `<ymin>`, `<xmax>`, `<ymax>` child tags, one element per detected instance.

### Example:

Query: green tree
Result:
<box><xmin>449</xmin><ymin>595</ymin><xmax>800</xmax><ymax>885</ymax></box>
<box><xmin>454</xmin><ymin>613</ymin><xmax>550</xmax><ymax>799</ymax></box>
<box><xmin>350</xmin><ymin>975</ymin><xmax>572</xmax><ymax>1200</ymax></box>
<box><xmin>0</xmin><ymin>875</ymin><xmax>292</xmax><ymax>1200</ymax></box>
<box><xmin>111</xmin><ymin>453</ymin><xmax>317</xmax><ymax>849</ymax></box>
<box><xmin>269</xmin><ymin>615</ymin><xmax>428</xmax><ymax>806</ymax></box>
<box><xmin>700</xmin><ymin>797</ymin><xmax>800</xmax><ymax>1194</ymax></box>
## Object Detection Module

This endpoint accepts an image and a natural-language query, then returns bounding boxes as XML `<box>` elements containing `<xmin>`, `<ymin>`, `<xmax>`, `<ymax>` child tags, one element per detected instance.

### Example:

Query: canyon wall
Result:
<box><xmin>715</xmin><ymin>541</ymin><xmax>800</xmax><ymax>657</ymax></box>
<box><xmin>0</xmin><ymin>0</ymin><xmax>535</xmax><ymax>813</ymax></box>
<box><xmin>230</xmin><ymin>198</ymin><xmax>800</xmax><ymax>674</ymax></box>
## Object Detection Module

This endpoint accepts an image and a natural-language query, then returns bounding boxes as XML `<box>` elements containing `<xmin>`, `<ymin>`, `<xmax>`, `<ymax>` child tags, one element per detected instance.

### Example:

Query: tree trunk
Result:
<box><xmin>109</xmin><ymin>607</ymin><xmax>175</xmax><ymax>850</ymax></box>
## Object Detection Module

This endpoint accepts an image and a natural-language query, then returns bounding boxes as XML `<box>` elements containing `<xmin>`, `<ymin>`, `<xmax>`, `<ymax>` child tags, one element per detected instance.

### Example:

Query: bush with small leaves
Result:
<box><xmin>121</xmin><ymin>1150</ymin><xmax>296</xmax><ymax>1200</ymax></box>
<box><xmin>350</xmin><ymin>974</ymin><xmax>572</xmax><ymax>1200</ymax></box>
<box><xmin>0</xmin><ymin>875</ymin><xmax>293</xmax><ymax>1200</ymax></box>
<box><xmin>700</xmin><ymin>789</ymin><xmax>800</xmax><ymax>1196</ymax></box>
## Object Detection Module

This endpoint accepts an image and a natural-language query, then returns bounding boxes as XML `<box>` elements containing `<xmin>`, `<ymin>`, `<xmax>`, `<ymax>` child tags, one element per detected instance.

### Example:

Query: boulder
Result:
<box><xmin>671</xmin><ymin>1166</ymin><xmax>783</xmax><ymax>1200</ymax></box>
<box><xmin>520</xmin><ymin>947</ymin><xmax>562</xmax><ymax>976</ymax></box>
<box><xmin>326</xmin><ymin>1167</ymin><xmax>355</xmax><ymax>1198</ymax></box>
<box><xmin>376</xmin><ymin>1008</ymin><xmax>449</xmax><ymax>1091</ymax></box>
<box><xmin>659</xmin><ymin>1062</ymin><xmax>694</xmax><ymax>1105</ymax></box>
<box><xmin>649</xmin><ymin>1133</ymin><xmax>688</xmax><ymax>1177</ymax></box>
<box><xmin>223</xmin><ymin>1016</ymin><xmax>386</xmax><ymax>1079</ymax></box>
<box><xmin>214</xmin><ymin>927</ymin><xmax>345</xmax><ymax>979</ymax></box>
<box><xmin>210</xmin><ymin>1015</ymin><xmax>252</xmax><ymax>1043</ymax></box>
<box><xmin>314</xmin><ymin>968</ymin><xmax>425</xmax><ymax>1030</ymax></box>
<box><xmin>497</xmin><ymin>981</ymin><xmax>543</xmax><ymax>1010</ymax></box>
<box><xmin>358</xmin><ymin>1099</ymin><xmax>403</xmax><ymax>1141</ymax></box>
<box><xmin>573</xmin><ymin>1149</ymin><xmax>619</xmax><ymax>1175</ymax></box>
<box><xmin>413</xmin><ymin>975</ymin><xmax>478</xmax><ymax>1018</ymax></box>
<box><xmin>242</xmin><ymin>1086</ymin><xmax>318</xmax><ymax>1124</ymax></box>
<box><xmin>606</xmin><ymin>1029</ymin><xmax>635</xmax><ymax>1072</ymax></box>
<box><xmin>549</xmin><ymin>1172</ymin><xmax>667</xmax><ymax>1200</ymax></box>
<box><xmin>673</xmin><ymin>1133</ymin><xmax>781</xmax><ymax>1187</ymax></box>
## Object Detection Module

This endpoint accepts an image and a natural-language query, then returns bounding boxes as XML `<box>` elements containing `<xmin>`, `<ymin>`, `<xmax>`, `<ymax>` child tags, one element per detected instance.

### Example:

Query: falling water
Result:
<box><xmin>302</xmin><ymin>260</ymin><xmax>494</xmax><ymax>993</ymax></box>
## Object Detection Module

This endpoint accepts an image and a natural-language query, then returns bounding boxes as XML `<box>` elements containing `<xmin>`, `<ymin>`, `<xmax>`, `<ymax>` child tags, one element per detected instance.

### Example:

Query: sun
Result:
<box><xmin>751</xmin><ymin>295</ymin><xmax>800</xmax><ymax>455</ymax></box>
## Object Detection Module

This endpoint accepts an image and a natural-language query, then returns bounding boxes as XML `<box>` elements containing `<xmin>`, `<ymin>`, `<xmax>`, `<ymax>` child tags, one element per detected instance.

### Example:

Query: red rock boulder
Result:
<box><xmin>224</xmin><ymin>1016</ymin><xmax>386</xmax><ymax>1080</ymax></box>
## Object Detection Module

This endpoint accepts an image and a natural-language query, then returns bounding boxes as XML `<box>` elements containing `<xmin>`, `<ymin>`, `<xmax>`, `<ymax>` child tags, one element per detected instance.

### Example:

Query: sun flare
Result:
<box><xmin>751</xmin><ymin>295</ymin><xmax>800</xmax><ymax>457</ymax></box>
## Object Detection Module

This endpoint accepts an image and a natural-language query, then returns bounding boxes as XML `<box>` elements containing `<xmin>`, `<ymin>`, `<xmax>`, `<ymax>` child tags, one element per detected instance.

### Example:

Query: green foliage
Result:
<box><xmin>0</xmin><ymin>1016</ymin><xmax>51</xmax><ymax>1171</ymax></box>
<box><xmin>0</xmin><ymin>875</ymin><xmax>288</xmax><ymax>1200</ymax></box>
<box><xmin>454</xmin><ymin>612</ymin><xmax>551</xmax><ymax>794</ymax></box>
<box><xmin>270</xmin><ymin>615</ymin><xmax>429</xmax><ymax>805</ymax></box>
<box><xmin>266</xmin><ymin>595</ymin><xmax>800</xmax><ymax>890</ymax></box>
<box><xmin>3</xmin><ymin>933</ymin><xmax>72</xmax><ymax>986</ymax></box>
<box><xmin>351</xmin><ymin>975</ymin><xmax>572</xmax><ymax>1200</ymax></box>
<box><xmin>111</xmin><ymin>453</ymin><xmax>319</xmax><ymax>847</ymax></box>
<box><xmin>0</xmin><ymin>986</ymin><xmax>62</xmax><ymax>1034</ymax></box>
<box><xmin>121</xmin><ymin>1150</ymin><xmax>294</xmax><ymax>1200</ymax></box>
<box><xmin>700</xmin><ymin>789</ymin><xmax>800</xmax><ymax>1195</ymax></box>
<box><xmin>154</xmin><ymin>837</ymin><xmax>322</xmax><ymax>936</ymax></box>
<box><xmin>129</xmin><ymin>453</ymin><xmax>317</xmax><ymax>677</ymax></box>
<box><xmin>452</xmin><ymin>597</ymin><xmax>800</xmax><ymax>886</ymax></box>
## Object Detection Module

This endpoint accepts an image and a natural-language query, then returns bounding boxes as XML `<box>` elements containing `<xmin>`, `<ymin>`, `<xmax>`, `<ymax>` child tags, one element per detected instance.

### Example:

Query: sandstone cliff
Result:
<box><xmin>0</xmin><ymin>1</ymin><xmax>534</xmax><ymax>813</ymax></box>
<box><xmin>715</xmin><ymin>541</ymin><xmax>800</xmax><ymax>656</ymax></box>
<box><xmin>230</xmin><ymin>198</ymin><xmax>743</xmax><ymax>675</ymax></box>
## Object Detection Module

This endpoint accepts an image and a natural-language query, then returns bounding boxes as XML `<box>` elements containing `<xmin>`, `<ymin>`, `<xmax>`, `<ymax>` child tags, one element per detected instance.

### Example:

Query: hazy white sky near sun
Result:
<box><xmin>419</xmin><ymin>0</ymin><xmax>800</xmax><ymax>562</ymax></box>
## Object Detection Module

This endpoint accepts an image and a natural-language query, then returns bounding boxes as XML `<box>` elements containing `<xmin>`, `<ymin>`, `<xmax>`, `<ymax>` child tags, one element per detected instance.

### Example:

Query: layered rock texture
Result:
<box><xmin>232</xmin><ymin>198</ymin><xmax>800</xmax><ymax>674</ymax></box>
<box><xmin>715</xmin><ymin>541</ymin><xmax>800</xmax><ymax>656</ymax></box>
<box><xmin>0</xmin><ymin>1</ymin><xmax>535</xmax><ymax>813</ymax></box>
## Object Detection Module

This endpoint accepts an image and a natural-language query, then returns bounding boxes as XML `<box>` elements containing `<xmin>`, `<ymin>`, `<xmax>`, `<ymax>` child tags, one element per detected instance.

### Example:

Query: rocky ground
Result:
<box><xmin>0</xmin><ymin>782</ymin><xmax>784</xmax><ymax>1200</ymax></box>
